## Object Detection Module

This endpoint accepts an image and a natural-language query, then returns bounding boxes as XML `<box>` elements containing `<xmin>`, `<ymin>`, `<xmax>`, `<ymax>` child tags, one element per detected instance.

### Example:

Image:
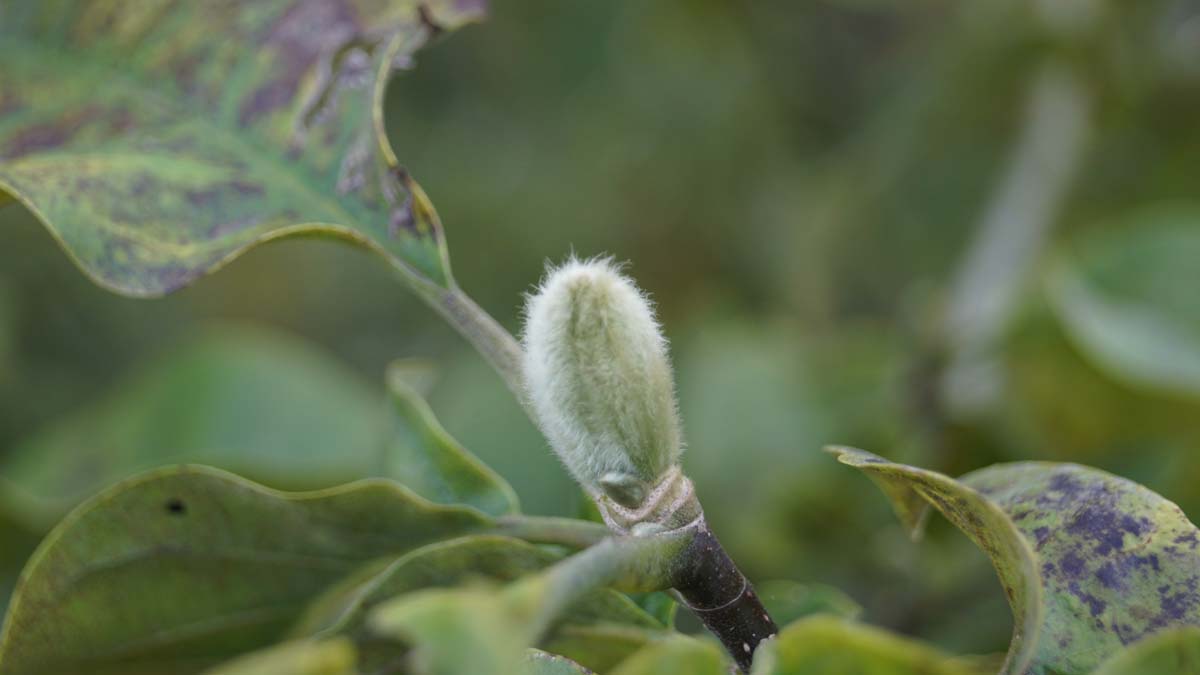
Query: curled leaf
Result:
<box><xmin>830</xmin><ymin>446</ymin><xmax>1200</xmax><ymax>674</ymax></box>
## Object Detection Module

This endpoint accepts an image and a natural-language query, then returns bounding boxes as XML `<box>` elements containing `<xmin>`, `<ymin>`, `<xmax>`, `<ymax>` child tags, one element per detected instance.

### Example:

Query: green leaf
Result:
<box><xmin>624</xmin><ymin>591</ymin><xmax>676</xmax><ymax>629</ymax></box>
<box><xmin>1092</xmin><ymin>627</ymin><xmax>1200</xmax><ymax>675</ymax></box>
<box><xmin>756</xmin><ymin>580</ymin><xmax>862</xmax><ymax>627</ymax></box>
<box><xmin>368</xmin><ymin>584</ymin><xmax>667</xmax><ymax>675</ymax></box>
<box><xmin>367</xmin><ymin>532</ymin><xmax>683</xmax><ymax>674</ymax></box>
<box><xmin>1049</xmin><ymin>207</ymin><xmax>1200</xmax><ymax>398</ymax></box>
<box><xmin>608</xmin><ymin>636</ymin><xmax>726</xmax><ymax>675</ymax></box>
<box><xmin>384</xmin><ymin>360</ymin><xmax>519</xmax><ymax>516</ymax></box>
<box><xmin>0</xmin><ymin>1</ymin><xmax>485</xmax><ymax>297</ymax></box>
<box><xmin>202</xmin><ymin>638</ymin><xmax>356</xmax><ymax>675</ymax></box>
<box><xmin>368</xmin><ymin>584</ymin><xmax>527</xmax><ymax>675</ymax></box>
<box><xmin>368</xmin><ymin>586</ymin><xmax>664</xmax><ymax>675</ymax></box>
<box><xmin>292</xmin><ymin>534</ymin><xmax>559</xmax><ymax>638</ymax></box>
<box><xmin>540</xmin><ymin>624</ymin><xmax>664</xmax><ymax>674</ymax></box>
<box><xmin>0</xmin><ymin>326</ymin><xmax>387</xmax><ymax>530</ymax></box>
<box><xmin>831</xmin><ymin>446</ymin><xmax>1200</xmax><ymax>675</ymax></box>
<box><xmin>520</xmin><ymin>649</ymin><xmax>592</xmax><ymax>675</ymax></box>
<box><xmin>750</xmin><ymin>616</ymin><xmax>992</xmax><ymax>675</ymax></box>
<box><xmin>0</xmin><ymin>466</ymin><xmax>492</xmax><ymax>675</ymax></box>
<box><xmin>295</xmin><ymin>534</ymin><xmax>665</xmax><ymax>672</ymax></box>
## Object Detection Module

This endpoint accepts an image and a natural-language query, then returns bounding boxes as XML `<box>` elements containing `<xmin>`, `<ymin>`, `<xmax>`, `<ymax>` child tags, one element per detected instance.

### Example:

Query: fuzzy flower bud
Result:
<box><xmin>522</xmin><ymin>257</ymin><xmax>683</xmax><ymax>507</ymax></box>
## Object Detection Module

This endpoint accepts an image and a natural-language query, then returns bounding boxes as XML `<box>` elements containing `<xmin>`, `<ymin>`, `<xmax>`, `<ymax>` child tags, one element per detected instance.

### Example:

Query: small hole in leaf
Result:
<box><xmin>165</xmin><ymin>498</ymin><xmax>187</xmax><ymax>516</ymax></box>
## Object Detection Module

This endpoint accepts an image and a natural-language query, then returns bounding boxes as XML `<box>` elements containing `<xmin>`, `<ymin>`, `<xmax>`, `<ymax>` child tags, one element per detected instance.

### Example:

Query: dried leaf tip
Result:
<box><xmin>521</xmin><ymin>257</ymin><xmax>683</xmax><ymax>507</ymax></box>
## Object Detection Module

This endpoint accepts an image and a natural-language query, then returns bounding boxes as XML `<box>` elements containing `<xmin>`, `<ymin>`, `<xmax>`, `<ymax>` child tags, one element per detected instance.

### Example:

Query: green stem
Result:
<box><xmin>410</xmin><ymin>278</ymin><xmax>530</xmax><ymax>411</ymax></box>
<box><xmin>494</xmin><ymin>515</ymin><xmax>610</xmax><ymax>550</ymax></box>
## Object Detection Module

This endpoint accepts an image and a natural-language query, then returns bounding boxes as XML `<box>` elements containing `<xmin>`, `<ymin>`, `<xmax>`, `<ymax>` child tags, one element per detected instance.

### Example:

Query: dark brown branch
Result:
<box><xmin>672</xmin><ymin>521</ymin><xmax>778</xmax><ymax>673</ymax></box>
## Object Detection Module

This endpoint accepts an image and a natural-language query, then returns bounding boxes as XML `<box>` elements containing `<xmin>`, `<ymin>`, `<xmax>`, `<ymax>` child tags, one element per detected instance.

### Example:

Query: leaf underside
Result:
<box><xmin>0</xmin><ymin>0</ymin><xmax>485</xmax><ymax>297</ymax></box>
<box><xmin>830</xmin><ymin>446</ymin><xmax>1200</xmax><ymax>675</ymax></box>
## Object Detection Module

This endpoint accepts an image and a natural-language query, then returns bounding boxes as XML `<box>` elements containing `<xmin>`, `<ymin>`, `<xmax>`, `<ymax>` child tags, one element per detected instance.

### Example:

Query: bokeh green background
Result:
<box><xmin>3</xmin><ymin>0</ymin><xmax>1200</xmax><ymax>660</ymax></box>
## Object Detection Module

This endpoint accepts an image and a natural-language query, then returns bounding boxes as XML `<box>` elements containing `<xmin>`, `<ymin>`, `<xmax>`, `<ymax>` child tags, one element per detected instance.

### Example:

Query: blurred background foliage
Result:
<box><xmin>3</xmin><ymin>0</ymin><xmax>1200</xmax><ymax>661</ymax></box>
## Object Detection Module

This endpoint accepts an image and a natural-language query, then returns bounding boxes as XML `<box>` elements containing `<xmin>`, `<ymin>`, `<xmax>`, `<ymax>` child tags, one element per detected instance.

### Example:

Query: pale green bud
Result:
<box><xmin>522</xmin><ymin>257</ymin><xmax>683</xmax><ymax>507</ymax></box>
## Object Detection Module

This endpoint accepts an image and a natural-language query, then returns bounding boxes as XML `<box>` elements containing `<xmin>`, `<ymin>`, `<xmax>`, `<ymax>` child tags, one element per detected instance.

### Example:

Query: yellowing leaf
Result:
<box><xmin>0</xmin><ymin>1</ymin><xmax>485</xmax><ymax>297</ymax></box>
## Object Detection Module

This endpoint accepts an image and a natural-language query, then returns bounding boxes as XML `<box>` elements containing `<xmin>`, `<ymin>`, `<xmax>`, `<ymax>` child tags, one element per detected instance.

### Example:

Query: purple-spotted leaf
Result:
<box><xmin>830</xmin><ymin>446</ymin><xmax>1200</xmax><ymax>675</ymax></box>
<box><xmin>0</xmin><ymin>0</ymin><xmax>484</xmax><ymax>297</ymax></box>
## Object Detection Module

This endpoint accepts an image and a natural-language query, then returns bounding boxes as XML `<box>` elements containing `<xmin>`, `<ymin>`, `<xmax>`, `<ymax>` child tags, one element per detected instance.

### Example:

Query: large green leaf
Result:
<box><xmin>0</xmin><ymin>326</ymin><xmax>385</xmax><ymax>530</ymax></box>
<box><xmin>0</xmin><ymin>466</ymin><xmax>492</xmax><ymax>675</ymax></box>
<box><xmin>0</xmin><ymin>0</ymin><xmax>484</xmax><ymax>297</ymax></box>
<box><xmin>750</xmin><ymin>616</ymin><xmax>991</xmax><ymax>675</ymax></box>
<box><xmin>831</xmin><ymin>446</ymin><xmax>1200</xmax><ymax>674</ymax></box>
<box><xmin>1092</xmin><ymin>627</ymin><xmax>1200</xmax><ymax>675</ymax></box>
<box><xmin>1048</xmin><ymin>207</ymin><xmax>1200</xmax><ymax>398</ymax></box>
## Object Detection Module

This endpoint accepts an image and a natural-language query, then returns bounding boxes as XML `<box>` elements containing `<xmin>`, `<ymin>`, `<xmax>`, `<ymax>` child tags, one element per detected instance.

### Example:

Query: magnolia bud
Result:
<box><xmin>521</xmin><ymin>257</ymin><xmax>683</xmax><ymax>507</ymax></box>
